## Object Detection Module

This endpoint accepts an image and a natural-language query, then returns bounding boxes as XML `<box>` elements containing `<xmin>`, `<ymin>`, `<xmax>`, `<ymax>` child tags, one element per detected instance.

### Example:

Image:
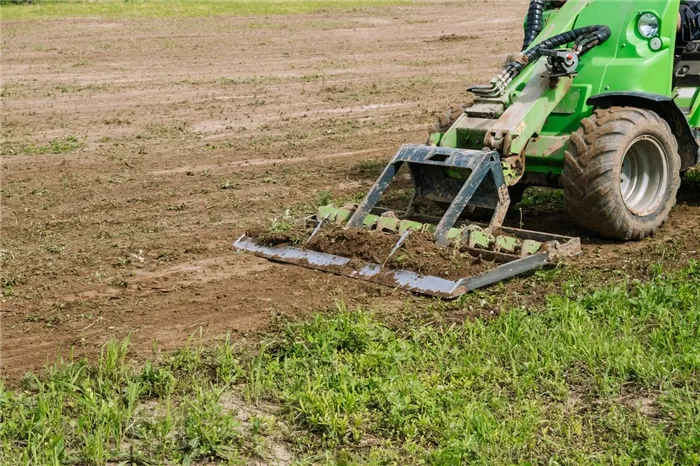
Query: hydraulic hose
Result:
<box><xmin>524</xmin><ymin>24</ymin><xmax>610</xmax><ymax>62</ymax></box>
<box><xmin>522</xmin><ymin>0</ymin><xmax>546</xmax><ymax>51</ymax></box>
<box><xmin>468</xmin><ymin>24</ymin><xmax>611</xmax><ymax>98</ymax></box>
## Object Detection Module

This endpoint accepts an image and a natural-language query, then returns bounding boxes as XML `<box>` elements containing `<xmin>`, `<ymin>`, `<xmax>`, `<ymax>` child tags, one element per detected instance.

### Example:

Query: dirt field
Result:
<box><xmin>2</xmin><ymin>1</ymin><xmax>699</xmax><ymax>379</ymax></box>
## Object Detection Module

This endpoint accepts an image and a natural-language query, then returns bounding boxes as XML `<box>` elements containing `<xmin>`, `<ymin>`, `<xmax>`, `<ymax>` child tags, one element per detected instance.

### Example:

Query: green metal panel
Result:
<box><xmin>436</xmin><ymin>1</ymin><xmax>687</xmax><ymax>177</ymax></box>
<box><xmin>522</xmin><ymin>135</ymin><xmax>570</xmax><ymax>175</ymax></box>
<box><xmin>687</xmin><ymin>90</ymin><xmax>700</xmax><ymax>127</ymax></box>
<box><xmin>524</xmin><ymin>0</ymin><xmax>680</xmax><ymax>175</ymax></box>
<box><xmin>508</xmin><ymin>72</ymin><xmax>574</xmax><ymax>156</ymax></box>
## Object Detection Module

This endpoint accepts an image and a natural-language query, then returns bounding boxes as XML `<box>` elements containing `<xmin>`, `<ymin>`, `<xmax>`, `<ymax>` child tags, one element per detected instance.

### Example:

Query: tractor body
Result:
<box><xmin>234</xmin><ymin>0</ymin><xmax>700</xmax><ymax>298</ymax></box>
<box><xmin>433</xmin><ymin>0</ymin><xmax>698</xmax><ymax>182</ymax></box>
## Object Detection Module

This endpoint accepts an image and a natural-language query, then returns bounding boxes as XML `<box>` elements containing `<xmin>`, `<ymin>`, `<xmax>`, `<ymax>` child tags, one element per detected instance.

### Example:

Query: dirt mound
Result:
<box><xmin>427</xmin><ymin>34</ymin><xmax>479</xmax><ymax>43</ymax></box>
<box><xmin>252</xmin><ymin>224</ymin><xmax>495</xmax><ymax>280</ymax></box>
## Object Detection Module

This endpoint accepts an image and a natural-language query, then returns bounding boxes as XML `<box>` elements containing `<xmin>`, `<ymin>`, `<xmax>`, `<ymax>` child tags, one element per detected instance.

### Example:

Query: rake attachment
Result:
<box><xmin>234</xmin><ymin>144</ymin><xmax>581</xmax><ymax>299</ymax></box>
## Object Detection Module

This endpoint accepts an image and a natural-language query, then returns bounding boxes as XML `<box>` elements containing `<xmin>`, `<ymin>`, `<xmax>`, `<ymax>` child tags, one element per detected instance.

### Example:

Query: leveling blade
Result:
<box><xmin>233</xmin><ymin>143</ymin><xmax>581</xmax><ymax>297</ymax></box>
<box><xmin>234</xmin><ymin>235</ymin><xmax>559</xmax><ymax>299</ymax></box>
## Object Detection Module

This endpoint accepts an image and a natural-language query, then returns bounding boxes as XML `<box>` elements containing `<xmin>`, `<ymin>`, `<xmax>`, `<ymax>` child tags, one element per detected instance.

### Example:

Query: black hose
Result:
<box><xmin>524</xmin><ymin>25</ymin><xmax>607</xmax><ymax>61</ymax></box>
<box><xmin>575</xmin><ymin>26</ymin><xmax>612</xmax><ymax>55</ymax></box>
<box><xmin>467</xmin><ymin>24</ymin><xmax>611</xmax><ymax>97</ymax></box>
<box><xmin>522</xmin><ymin>0</ymin><xmax>546</xmax><ymax>51</ymax></box>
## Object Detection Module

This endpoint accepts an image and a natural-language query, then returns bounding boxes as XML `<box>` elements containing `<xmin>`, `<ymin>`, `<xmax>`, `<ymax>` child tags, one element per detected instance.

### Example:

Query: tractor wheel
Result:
<box><xmin>562</xmin><ymin>107</ymin><xmax>681</xmax><ymax>240</ymax></box>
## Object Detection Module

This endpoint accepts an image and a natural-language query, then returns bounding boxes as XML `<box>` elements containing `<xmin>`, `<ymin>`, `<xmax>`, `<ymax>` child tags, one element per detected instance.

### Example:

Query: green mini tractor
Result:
<box><xmin>235</xmin><ymin>0</ymin><xmax>700</xmax><ymax>298</ymax></box>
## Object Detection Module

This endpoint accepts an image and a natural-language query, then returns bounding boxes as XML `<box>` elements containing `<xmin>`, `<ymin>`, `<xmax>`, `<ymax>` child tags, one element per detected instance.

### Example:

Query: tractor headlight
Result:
<box><xmin>638</xmin><ymin>13</ymin><xmax>659</xmax><ymax>38</ymax></box>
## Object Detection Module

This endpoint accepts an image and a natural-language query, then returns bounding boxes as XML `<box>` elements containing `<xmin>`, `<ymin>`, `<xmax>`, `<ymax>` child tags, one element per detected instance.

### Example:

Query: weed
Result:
<box><xmin>219</xmin><ymin>180</ymin><xmax>237</xmax><ymax>190</ymax></box>
<box><xmin>31</xmin><ymin>188</ymin><xmax>51</xmax><ymax>196</ymax></box>
<box><xmin>682</xmin><ymin>166</ymin><xmax>700</xmax><ymax>189</ymax></box>
<box><xmin>49</xmin><ymin>136</ymin><xmax>81</xmax><ymax>153</ymax></box>
<box><xmin>2</xmin><ymin>0</ymin><xmax>410</xmax><ymax>21</ymax></box>
<box><xmin>180</xmin><ymin>387</ymin><xmax>242</xmax><ymax>462</ymax></box>
<box><xmin>301</xmin><ymin>74</ymin><xmax>323</xmax><ymax>82</ymax></box>
<box><xmin>3</xmin><ymin>264</ymin><xmax>700</xmax><ymax>464</ymax></box>
<box><xmin>516</xmin><ymin>186</ymin><xmax>565</xmax><ymax>210</ymax></box>
<box><xmin>165</xmin><ymin>203</ymin><xmax>186</xmax><ymax>212</ymax></box>
<box><xmin>316</xmin><ymin>190</ymin><xmax>333</xmax><ymax>207</ymax></box>
<box><xmin>2</xmin><ymin>136</ymin><xmax>82</xmax><ymax>156</ymax></box>
<box><xmin>354</xmin><ymin>158</ymin><xmax>385</xmax><ymax>173</ymax></box>
<box><xmin>111</xmin><ymin>278</ymin><xmax>129</xmax><ymax>289</ymax></box>
<box><xmin>0</xmin><ymin>249</ymin><xmax>15</xmax><ymax>266</ymax></box>
<box><xmin>313</xmin><ymin>190</ymin><xmax>365</xmax><ymax>209</ymax></box>
<box><xmin>268</xmin><ymin>218</ymin><xmax>294</xmax><ymax>234</ymax></box>
<box><xmin>138</xmin><ymin>123</ymin><xmax>187</xmax><ymax>140</ymax></box>
<box><xmin>244</xmin><ymin>264</ymin><xmax>700</xmax><ymax>461</ymax></box>
<box><xmin>156</xmin><ymin>251</ymin><xmax>176</xmax><ymax>263</ymax></box>
<box><xmin>102</xmin><ymin>117</ymin><xmax>131</xmax><ymax>126</ymax></box>
<box><xmin>43</xmin><ymin>244</ymin><xmax>64</xmax><ymax>254</ymax></box>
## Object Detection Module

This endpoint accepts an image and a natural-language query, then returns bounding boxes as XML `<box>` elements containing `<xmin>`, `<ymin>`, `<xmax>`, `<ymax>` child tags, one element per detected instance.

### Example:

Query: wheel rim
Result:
<box><xmin>619</xmin><ymin>136</ymin><xmax>669</xmax><ymax>216</ymax></box>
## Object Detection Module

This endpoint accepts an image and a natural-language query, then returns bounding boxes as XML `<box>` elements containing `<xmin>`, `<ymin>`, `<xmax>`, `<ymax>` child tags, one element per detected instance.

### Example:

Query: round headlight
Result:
<box><xmin>638</xmin><ymin>13</ymin><xmax>659</xmax><ymax>38</ymax></box>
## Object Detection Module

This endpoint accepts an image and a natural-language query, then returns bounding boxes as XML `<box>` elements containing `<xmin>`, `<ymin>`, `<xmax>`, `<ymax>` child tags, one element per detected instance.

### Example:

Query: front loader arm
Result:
<box><xmin>483</xmin><ymin>59</ymin><xmax>573</xmax><ymax>157</ymax></box>
<box><xmin>437</xmin><ymin>0</ymin><xmax>596</xmax><ymax>182</ymax></box>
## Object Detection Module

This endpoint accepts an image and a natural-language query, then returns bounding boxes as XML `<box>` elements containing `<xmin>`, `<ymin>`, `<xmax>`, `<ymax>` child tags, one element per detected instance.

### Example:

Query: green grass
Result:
<box><xmin>683</xmin><ymin>166</ymin><xmax>700</xmax><ymax>189</ymax></box>
<box><xmin>3</xmin><ymin>263</ymin><xmax>700</xmax><ymax>464</ymax></box>
<box><xmin>516</xmin><ymin>186</ymin><xmax>565</xmax><ymax>210</ymax></box>
<box><xmin>1</xmin><ymin>136</ymin><xmax>83</xmax><ymax>156</ymax></box>
<box><xmin>315</xmin><ymin>189</ymin><xmax>365</xmax><ymax>207</ymax></box>
<box><xmin>1</xmin><ymin>0</ymin><xmax>411</xmax><ymax>21</ymax></box>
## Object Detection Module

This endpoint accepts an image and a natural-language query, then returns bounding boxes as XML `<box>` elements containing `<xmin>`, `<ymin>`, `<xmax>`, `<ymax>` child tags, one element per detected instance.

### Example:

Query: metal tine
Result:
<box><xmin>306</xmin><ymin>213</ymin><xmax>330</xmax><ymax>245</ymax></box>
<box><xmin>383</xmin><ymin>228</ymin><xmax>412</xmax><ymax>267</ymax></box>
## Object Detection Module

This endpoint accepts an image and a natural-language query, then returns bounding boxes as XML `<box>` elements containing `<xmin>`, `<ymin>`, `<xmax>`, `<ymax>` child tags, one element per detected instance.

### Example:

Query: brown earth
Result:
<box><xmin>251</xmin><ymin>223</ymin><xmax>495</xmax><ymax>279</ymax></box>
<box><xmin>2</xmin><ymin>1</ymin><xmax>699</xmax><ymax>379</ymax></box>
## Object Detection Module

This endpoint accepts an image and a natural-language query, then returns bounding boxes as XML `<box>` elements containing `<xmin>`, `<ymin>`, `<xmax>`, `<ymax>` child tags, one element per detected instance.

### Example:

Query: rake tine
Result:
<box><xmin>383</xmin><ymin>228</ymin><xmax>412</xmax><ymax>267</ymax></box>
<box><xmin>306</xmin><ymin>213</ymin><xmax>330</xmax><ymax>245</ymax></box>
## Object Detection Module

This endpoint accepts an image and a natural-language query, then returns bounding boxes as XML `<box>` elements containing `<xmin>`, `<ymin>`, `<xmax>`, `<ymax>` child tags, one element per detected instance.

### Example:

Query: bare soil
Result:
<box><xmin>2</xmin><ymin>1</ymin><xmax>699</xmax><ymax>379</ymax></box>
<box><xmin>253</xmin><ymin>223</ymin><xmax>495</xmax><ymax>279</ymax></box>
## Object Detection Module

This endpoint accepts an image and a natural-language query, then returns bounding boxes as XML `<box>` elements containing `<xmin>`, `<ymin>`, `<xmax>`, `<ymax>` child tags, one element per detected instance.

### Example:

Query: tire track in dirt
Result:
<box><xmin>150</xmin><ymin>147</ymin><xmax>387</xmax><ymax>175</ymax></box>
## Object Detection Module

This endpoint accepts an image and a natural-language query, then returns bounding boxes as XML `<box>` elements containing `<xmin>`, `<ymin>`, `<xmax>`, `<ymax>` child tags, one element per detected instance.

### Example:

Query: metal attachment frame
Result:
<box><xmin>346</xmin><ymin>144</ymin><xmax>511</xmax><ymax>246</ymax></box>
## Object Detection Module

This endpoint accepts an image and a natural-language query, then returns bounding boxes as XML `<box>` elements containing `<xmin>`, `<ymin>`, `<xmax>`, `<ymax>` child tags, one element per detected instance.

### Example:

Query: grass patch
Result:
<box><xmin>517</xmin><ymin>186</ymin><xmax>565</xmax><ymax>210</ymax></box>
<box><xmin>1</xmin><ymin>136</ymin><xmax>83</xmax><ymax>156</ymax></box>
<box><xmin>1</xmin><ymin>336</ymin><xmax>270</xmax><ymax>465</ymax></box>
<box><xmin>3</xmin><ymin>263</ymin><xmax>700</xmax><ymax>463</ymax></box>
<box><xmin>351</xmin><ymin>158</ymin><xmax>386</xmax><ymax>179</ymax></box>
<box><xmin>316</xmin><ymin>189</ymin><xmax>365</xmax><ymax>207</ymax></box>
<box><xmin>683</xmin><ymin>166</ymin><xmax>700</xmax><ymax>189</ymax></box>
<box><xmin>1</xmin><ymin>0</ymin><xmax>411</xmax><ymax>20</ymax></box>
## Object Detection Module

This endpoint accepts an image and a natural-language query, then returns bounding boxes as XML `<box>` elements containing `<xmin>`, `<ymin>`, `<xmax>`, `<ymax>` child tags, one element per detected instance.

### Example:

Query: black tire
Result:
<box><xmin>562</xmin><ymin>107</ymin><xmax>681</xmax><ymax>240</ymax></box>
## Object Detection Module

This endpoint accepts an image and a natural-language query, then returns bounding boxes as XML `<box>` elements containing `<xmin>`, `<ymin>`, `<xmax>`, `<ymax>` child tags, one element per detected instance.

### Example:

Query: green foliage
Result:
<box><xmin>315</xmin><ymin>189</ymin><xmax>365</xmax><ymax>208</ymax></box>
<box><xmin>2</xmin><ymin>263</ymin><xmax>700</xmax><ymax>464</ymax></box>
<box><xmin>516</xmin><ymin>186</ymin><xmax>565</xmax><ymax>210</ymax></box>
<box><xmin>268</xmin><ymin>218</ymin><xmax>295</xmax><ymax>234</ymax></box>
<box><xmin>683</xmin><ymin>166</ymin><xmax>700</xmax><ymax>189</ymax></box>
<box><xmin>1</xmin><ymin>337</ymin><xmax>253</xmax><ymax>464</ymax></box>
<box><xmin>181</xmin><ymin>387</ymin><xmax>242</xmax><ymax>463</ymax></box>
<box><xmin>250</xmin><ymin>263</ymin><xmax>700</xmax><ymax>462</ymax></box>
<box><xmin>1</xmin><ymin>0</ymin><xmax>410</xmax><ymax>21</ymax></box>
<box><xmin>1</xmin><ymin>136</ymin><xmax>82</xmax><ymax>156</ymax></box>
<box><xmin>316</xmin><ymin>190</ymin><xmax>334</xmax><ymax>207</ymax></box>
